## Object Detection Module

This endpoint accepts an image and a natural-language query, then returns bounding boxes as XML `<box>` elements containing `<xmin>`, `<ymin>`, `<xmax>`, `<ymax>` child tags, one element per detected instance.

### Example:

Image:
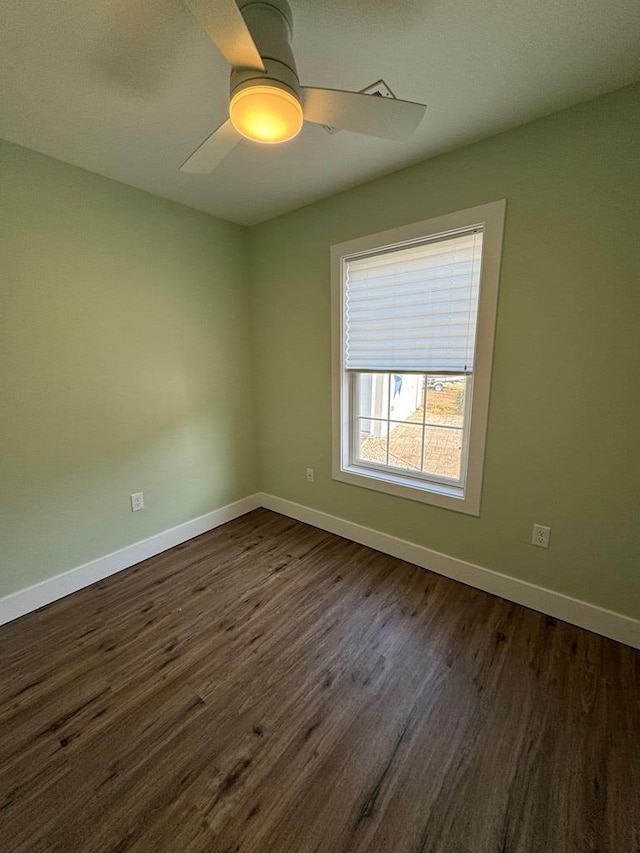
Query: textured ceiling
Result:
<box><xmin>1</xmin><ymin>0</ymin><xmax>639</xmax><ymax>225</ymax></box>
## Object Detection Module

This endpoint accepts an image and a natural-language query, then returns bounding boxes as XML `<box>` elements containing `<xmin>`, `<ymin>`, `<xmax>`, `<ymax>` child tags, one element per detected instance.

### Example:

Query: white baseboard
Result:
<box><xmin>260</xmin><ymin>493</ymin><xmax>640</xmax><ymax>650</ymax></box>
<box><xmin>0</xmin><ymin>494</ymin><xmax>261</xmax><ymax>626</ymax></box>
<box><xmin>3</xmin><ymin>491</ymin><xmax>638</xmax><ymax>650</ymax></box>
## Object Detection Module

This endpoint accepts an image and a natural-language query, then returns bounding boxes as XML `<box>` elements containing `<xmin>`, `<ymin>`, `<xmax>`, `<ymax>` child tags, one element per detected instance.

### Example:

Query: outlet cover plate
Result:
<box><xmin>532</xmin><ymin>523</ymin><xmax>551</xmax><ymax>548</ymax></box>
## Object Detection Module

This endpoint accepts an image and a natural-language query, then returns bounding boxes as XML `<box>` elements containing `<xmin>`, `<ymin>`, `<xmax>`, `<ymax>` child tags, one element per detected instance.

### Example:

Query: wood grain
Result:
<box><xmin>1</xmin><ymin>508</ymin><xmax>638</xmax><ymax>852</ymax></box>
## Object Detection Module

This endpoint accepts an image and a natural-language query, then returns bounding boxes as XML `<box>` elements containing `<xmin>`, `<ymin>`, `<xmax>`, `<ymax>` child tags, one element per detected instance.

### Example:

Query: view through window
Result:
<box><xmin>355</xmin><ymin>373</ymin><xmax>468</xmax><ymax>483</ymax></box>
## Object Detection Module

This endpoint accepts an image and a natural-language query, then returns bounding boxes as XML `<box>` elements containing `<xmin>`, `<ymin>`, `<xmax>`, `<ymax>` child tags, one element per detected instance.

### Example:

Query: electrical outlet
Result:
<box><xmin>306</xmin><ymin>468</ymin><xmax>314</xmax><ymax>483</ymax></box>
<box><xmin>531</xmin><ymin>523</ymin><xmax>551</xmax><ymax>548</ymax></box>
<box><xmin>131</xmin><ymin>492</ymin><xmax>144</xmax><ymax>512</ymax></box>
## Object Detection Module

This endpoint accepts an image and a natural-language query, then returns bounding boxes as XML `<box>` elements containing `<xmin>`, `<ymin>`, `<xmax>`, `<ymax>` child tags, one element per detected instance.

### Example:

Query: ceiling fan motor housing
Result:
<box><xmin>231</xmin><ymin>0</ymin><xmax>300</xmax><ymax>102</ymax></box>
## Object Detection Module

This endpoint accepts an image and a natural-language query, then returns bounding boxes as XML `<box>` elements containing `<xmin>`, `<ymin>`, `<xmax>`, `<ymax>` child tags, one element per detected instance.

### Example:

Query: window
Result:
<box><xmin>331</xmin><ymin>201</ymin><xmax>505</xmax><ymax>515</ymax></box>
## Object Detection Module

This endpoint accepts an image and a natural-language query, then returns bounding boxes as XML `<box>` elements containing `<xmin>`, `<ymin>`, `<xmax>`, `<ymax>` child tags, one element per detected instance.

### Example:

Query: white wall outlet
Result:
<box><xmin>306</xmin><ymin>468</ymin><xmax>314</xmax><ymax>483</ymax></box>
<box><xmin>532</xmin><ymin>523</ymin><xmax>551</xmax><ymax>548</ymax></box>
<box><xmin>130</xmin><ymin>492</ymin><xmax>144</xmax><ymax>512</ymax></box>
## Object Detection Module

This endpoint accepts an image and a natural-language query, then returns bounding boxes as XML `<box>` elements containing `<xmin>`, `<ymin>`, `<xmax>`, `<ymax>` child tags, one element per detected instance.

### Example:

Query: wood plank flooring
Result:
<box><xmin>1</xmin><ymin>508</ymin><xmax>639</xmax><ymax>852</ymax></box>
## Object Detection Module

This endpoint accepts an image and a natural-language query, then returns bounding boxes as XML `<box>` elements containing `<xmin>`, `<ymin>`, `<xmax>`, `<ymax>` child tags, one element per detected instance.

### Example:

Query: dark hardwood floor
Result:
<box><xmin>1</xmin><ymin>508</ymin><xmax>638</xmax><ymax>852</ymax></box>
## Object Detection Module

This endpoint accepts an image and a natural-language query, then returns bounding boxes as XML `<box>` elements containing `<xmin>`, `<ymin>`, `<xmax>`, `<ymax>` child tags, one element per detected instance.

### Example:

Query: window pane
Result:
<box><xmin>356</xmin><ymin>417</ymin><xmax>388</xmax><ymax>465</ymax></box>
<box><xmin>357</xmin><ymin>373</ymin><xmax>388</xmax><ymax>419</ymax></box>
<box><xmin>425</xmin><ymin>376</ymin><xmax>467</xmax><ymax>428</ymax></box>
<box><xmin>422</xmin><ymin>426</ymin><xmax>463</xmax><ymax>480</ymax></box>
<box><xmin>390</xmin><ymin>374</ymin><xmax>424</xmax><ymax>422</ymax></box>
<box><xmin>353</xmin><ymin>372</ymin><xmax>468</xmax><ymax>482</ymax></box>
<box><xmin>388</xmin><ymin>422</ymin><xmax>423</xmax><ymax>471</ymax></box>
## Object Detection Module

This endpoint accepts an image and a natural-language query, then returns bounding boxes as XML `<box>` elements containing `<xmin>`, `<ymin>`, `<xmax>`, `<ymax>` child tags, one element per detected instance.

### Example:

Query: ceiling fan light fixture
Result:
<box><xmin>229</xmin><ymin>84</ymin><xmax>303</xmax><ymax>143</ymax></box>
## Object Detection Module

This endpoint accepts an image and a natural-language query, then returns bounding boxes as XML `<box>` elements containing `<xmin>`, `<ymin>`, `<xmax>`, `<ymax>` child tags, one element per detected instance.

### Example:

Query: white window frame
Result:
<box><xmin>331</xmin><ymin>200</ymin><xmax>506</xmax><ymax>516</ymax></box>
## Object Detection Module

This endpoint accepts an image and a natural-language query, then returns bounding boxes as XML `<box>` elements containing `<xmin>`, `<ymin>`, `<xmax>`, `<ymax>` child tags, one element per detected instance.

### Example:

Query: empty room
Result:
<box><xmin>1</xmin><ymin>0</ymin><xmax>639</xmax><ymax>850</ymax></box>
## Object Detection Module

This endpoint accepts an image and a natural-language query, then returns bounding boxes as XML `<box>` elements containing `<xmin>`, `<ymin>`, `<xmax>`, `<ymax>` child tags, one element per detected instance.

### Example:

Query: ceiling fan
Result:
<box><xmin>180</xmin><ymin>0</ymin><xmax>427</xmax><ymax>173</ymax></box>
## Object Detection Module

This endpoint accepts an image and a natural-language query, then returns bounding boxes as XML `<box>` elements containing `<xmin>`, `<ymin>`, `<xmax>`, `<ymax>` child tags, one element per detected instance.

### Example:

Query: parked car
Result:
<box><xmin>426</xmin><ymin>375</ymin><xmax>466</xmax><ymax>391</ymax></box>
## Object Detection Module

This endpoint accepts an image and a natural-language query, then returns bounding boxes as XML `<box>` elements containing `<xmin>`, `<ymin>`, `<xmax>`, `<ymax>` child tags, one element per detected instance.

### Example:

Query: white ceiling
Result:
<box><xmin>2</xmin><ymin>0</ymin><xmax>639</xmax><ymax>225</ymax></box>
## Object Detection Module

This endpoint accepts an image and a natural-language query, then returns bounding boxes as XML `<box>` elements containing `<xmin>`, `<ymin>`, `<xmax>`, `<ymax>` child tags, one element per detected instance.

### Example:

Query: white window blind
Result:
<box><xmin>344</xmin><ymin>228</ymin><xmax>484</xmax><ymax>373</ymax></box>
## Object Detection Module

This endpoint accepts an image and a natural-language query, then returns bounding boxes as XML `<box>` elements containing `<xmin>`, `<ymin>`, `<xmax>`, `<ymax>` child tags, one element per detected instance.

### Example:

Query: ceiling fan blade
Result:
<box><xmin>301</xmin><ymin>87</ymin><xmax>426</xmax><ymax>141</ymax></box>
<box><xmin>183</xmin><ymin>0</ymin><xmax>265</xmax><ymax>70</ymax></box>
<box><xmin>180</xmin><ymin>119</ymin><xmax>242</xmax><ymax>173</ymax></box>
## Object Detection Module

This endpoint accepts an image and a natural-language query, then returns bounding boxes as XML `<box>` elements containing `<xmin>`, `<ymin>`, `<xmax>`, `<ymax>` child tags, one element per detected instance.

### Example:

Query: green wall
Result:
<box><xmin>2</xmin><ymin>84</ymin><xmax>639</xmax><ymax>620</ymax></box>
<box><xmin>0</xmin><ymin>141</ymin><xmax>257</xmax><ymax>597</ymax></box>
<box><xmin>249</xmin><ymin>83</ymin><xmax>640</xmax><ymax>619</ymax></box>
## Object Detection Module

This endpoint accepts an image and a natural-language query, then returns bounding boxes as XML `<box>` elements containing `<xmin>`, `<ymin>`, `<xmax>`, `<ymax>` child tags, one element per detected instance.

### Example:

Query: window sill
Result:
<box><xmin>334</xmin><ymin>464</ymin><xmax>480</xmax><ymax>516</ymax></box>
